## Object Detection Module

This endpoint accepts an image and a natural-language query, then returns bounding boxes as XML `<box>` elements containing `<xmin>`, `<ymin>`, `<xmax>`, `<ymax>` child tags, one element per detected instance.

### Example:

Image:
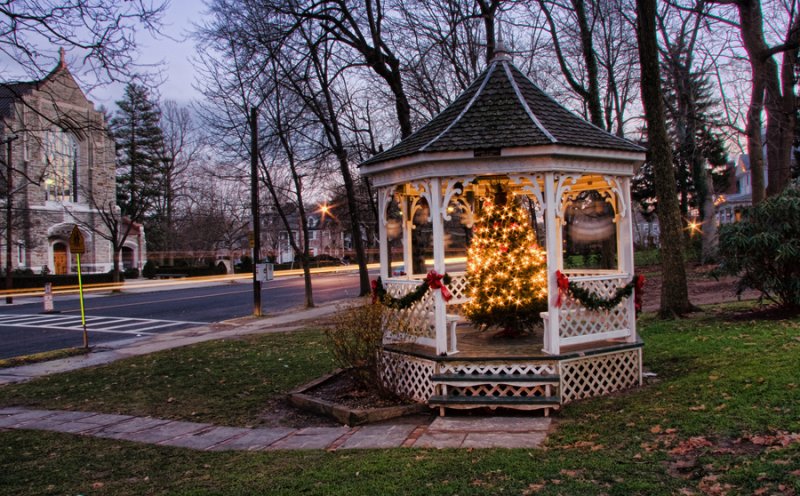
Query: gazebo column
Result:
<box><xmin>617</xmin><ymin>177</ymin><xmax>637</xmax><ymax>343</ymax></box>
<box><xmin>377</xmin><ymin>187</ymin><xmax>391</xmax><ymax>280</ymax></box>
<box><xmin>543</xmin><ymin>172</ymin><xmax>561</xmax><ymax>355</ymax></box>
<box><xmin>400</xmin><ymin>195</ymin><xmax>414</xmax><ymax>277</ymax></box>
<box><xmin>429</xmin><ymin>178</ymin><xmax>448</xmax><ymax>355</ymax></box>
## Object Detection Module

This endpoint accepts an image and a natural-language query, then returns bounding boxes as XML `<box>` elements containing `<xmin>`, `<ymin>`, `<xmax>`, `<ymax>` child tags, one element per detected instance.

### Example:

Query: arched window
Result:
<box><xmin>44</xmin><ymin>129</ymin><xmax>78</xmax><ymax>202</ymax></box>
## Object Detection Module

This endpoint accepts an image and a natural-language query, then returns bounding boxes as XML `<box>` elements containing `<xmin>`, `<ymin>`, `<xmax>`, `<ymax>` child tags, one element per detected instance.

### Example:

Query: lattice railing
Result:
<box><xmin>557</xmin><ymin>273</ymin><xmax>634</xmax><ymax>346</ymax></box>
<box><xmin>560</xmin><ymin>349</ymin><xmax>641</xmax><ymax>403</ymax></box>
<box><xmin>446</xmin><ymin>272</ymin><xmax>469</xmax><ymax>304</ymax></box>
<box><xmin>382</xmin><ymin>278</ymin><xmax>436</xmax><ymax>346</ymax></box>
<box><xmin>439</xmin><ymin>361</ymin><xmax>557</xmax><ymax>377</ymax></box>
<box><xmin>379</xmin><ymin>350</ymin><xmax>435</xmax><ymax>402</ymax></box>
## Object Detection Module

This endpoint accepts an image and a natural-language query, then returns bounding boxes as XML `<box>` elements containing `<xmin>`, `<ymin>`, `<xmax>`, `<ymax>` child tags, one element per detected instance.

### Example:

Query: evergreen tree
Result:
<box><xmin>662</xmin><ymin>62</ymin><xmax>728</xmax><ymax>218</ymax></box>
<box><xmin>111</xmin><ymin>83</ymin><xmax>165</xmax><ymax>221</ymax></box>
<box><xmin>463</xmin><ymin>185</ymin><xmax>548</xmax><ymax>336</ymax></box>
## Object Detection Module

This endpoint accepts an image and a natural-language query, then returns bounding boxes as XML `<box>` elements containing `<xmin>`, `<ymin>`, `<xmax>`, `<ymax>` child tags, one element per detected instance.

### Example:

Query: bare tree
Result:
<box><xmin>153</xmin><ymin>100</ymin><xmax>205</xmax><ymax>264</ymax></box>
<box><xmin>707</xmin><ymin>0</ymin><xmax>800</xmax><ymax>203</ymax></box>
<box><xmin>277</xmin><ymin>23</ymin><xmax>373</xmax><ymax>295</ymax></box>
<box><xmin>288</xmin><ymin>0</ymin><xmax>415</xmax><ymax>138</ymax></box>
<box><xmin>636</xmin><ymin>0</ymin><xmax>694</xmax><ymax>317</ymax></box>
<box><xmin>0</xmin><ymin>0</ymin><xmax>167</xmax><ymax>86</ymax></box>
<box><xmin>258</xmin><ymin>65</ymin><xmax>317</xmax><ymax>308</ymax></box>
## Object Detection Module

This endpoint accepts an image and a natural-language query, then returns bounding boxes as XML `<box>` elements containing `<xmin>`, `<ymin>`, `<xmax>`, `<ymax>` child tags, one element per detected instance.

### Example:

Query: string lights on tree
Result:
<box><xmin>463</xmin><ymin>185</ymin><xmax>548</xmax><ymax>337</ymax></box>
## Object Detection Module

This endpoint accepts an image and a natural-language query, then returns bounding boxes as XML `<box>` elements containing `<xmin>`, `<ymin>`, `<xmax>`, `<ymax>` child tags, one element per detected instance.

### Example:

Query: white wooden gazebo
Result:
<box><xmin>360</xmin><ymin>45</ymin><xmax>647</xmax><ymax>415</ymax></box>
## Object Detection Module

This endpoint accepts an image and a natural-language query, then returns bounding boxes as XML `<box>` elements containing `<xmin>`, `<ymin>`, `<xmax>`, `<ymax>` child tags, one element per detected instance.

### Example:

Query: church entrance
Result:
<box><xmin>53</xmin><ymin>243</ymin><xmax>68</xmax><ymax>274</ymax></box>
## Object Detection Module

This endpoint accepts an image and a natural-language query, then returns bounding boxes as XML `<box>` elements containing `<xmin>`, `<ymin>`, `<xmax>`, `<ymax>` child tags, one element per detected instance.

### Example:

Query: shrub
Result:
<box><xmin>713</xmin><ymin>181</ymin><xmax>800</xmax><ymax>310</ymax></box>
<box><xmin>123</xmin><ymin>267</ymin><xmax>140</xmax><ymax>279</ymax></box>
<box><xmin>237</xmin><ymin>255</ymin><xmax>253</xmax><ymax>273</ymax></box>
<box><xmin>326</xmin><ymin>299</ymin><xmax>390</xmax><ymax>395</ymax></box>
<box><xmin>215</xmin><ymin>261</ymin><xmax>228</xmax><ymax>274</ymax></box>
<box><xmin>142</xmin><ymin>260</ymin><xmax>157</xmax><ymax>279</ymax></box>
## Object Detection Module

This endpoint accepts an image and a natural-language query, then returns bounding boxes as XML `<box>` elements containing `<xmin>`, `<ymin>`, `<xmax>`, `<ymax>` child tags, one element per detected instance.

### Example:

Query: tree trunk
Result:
<box><xmin>636</xmin><ymin>0</ymin><xmax>693</xmax><ymax>317</ymax></box>
<box><xmin>700</xmin><ymin>170</ymin><xmax>717</xmax><ymax>264</ymax></box>
<box><xmin>337</xmin><ymin>154</ymin><xmax>371</xmax><ymax>296</ymax></box>
<box><xmin>112</xmin><ymin>246</ymin><xmax>122</xmax><ymax>284</ymax></box>
<box><xmin>572</xmin><ymin>0</ymin><xmax>604</xmax><ymax>128</ymax></box>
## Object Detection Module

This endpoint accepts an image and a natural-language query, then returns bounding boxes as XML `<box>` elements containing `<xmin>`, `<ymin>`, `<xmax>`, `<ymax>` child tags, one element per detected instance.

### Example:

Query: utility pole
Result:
<box><xmin>250</xmin><ymin>107</ymin><xmax>262</xmax><ymax>317</ymax></box>
<box><xmin>4</xmin><ymin>134</ymin><xmax>18</xmax><ymax>305</ymax></box>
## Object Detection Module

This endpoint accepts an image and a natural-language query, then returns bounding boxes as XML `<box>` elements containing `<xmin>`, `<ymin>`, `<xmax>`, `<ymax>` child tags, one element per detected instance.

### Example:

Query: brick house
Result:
<box><xmin>0</xmin><ymin>51</ymin><xmax>145</xmax><ymax>275</ymax></box>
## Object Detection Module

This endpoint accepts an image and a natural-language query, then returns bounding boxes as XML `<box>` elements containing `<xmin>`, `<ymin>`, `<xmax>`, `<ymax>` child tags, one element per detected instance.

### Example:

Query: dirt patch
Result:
<box><xmin>307</xmin><ymin>368</ymin><xmax>410</xmax><ymax>410</ymax></box>
<box><xmin>640</xmin><ymin>264</ymin><xmax>760</xmax><ymax>312</ymax></box>
<box><xmin>259</xmin><ymin>369</ymin><xmax>427</xmax><ymax>428</ymax></box>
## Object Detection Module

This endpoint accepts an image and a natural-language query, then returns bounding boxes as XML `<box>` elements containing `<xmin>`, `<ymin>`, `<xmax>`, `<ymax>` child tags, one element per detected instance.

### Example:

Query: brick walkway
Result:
<box><xmin>0</xmin><ymin>407</ymin><xmax>551</xmax><ymax>450</ymax></box>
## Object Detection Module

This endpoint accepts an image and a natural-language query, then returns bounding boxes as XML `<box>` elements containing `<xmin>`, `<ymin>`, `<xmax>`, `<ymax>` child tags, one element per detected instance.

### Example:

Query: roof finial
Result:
<box><xmin>492</xmin><ymin>19</ymin><xmax>511</xmax><ymax>62</ymax></box>
<box><xmin>58</xmin><ymin>48</ymin><xmax>66</xmax><ymax>68</ymax></box>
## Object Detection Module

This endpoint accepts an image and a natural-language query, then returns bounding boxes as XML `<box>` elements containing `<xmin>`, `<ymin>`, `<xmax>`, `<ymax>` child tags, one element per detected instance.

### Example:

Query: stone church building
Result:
<box><xmin>1</xmin><ymin>51</ymin><xmax>145</xmax><ymax>275</ymax></box>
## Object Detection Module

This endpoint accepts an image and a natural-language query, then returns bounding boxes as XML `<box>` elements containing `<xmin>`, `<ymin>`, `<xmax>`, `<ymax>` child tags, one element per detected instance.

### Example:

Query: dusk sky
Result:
<box><xmin>88</xmin><ymin>0</ymin><xmax>206</xmax><ymax>109</ymax></box>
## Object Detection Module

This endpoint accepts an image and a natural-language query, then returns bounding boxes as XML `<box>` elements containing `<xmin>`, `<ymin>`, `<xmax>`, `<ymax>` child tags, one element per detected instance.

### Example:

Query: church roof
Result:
<box><xmin>362</xmin><ymin>49</ymin><xmax>643</xmax><ymax>167</ymax></box>
<box><xmin>0</xmin><ymin>82</ymin><xmax>36</xmax><ymax>118</ymax></box>
<box><xmin>0</xmin><ymin>50</ymin><xmax>76</xmax><ymax>119</ymax></box>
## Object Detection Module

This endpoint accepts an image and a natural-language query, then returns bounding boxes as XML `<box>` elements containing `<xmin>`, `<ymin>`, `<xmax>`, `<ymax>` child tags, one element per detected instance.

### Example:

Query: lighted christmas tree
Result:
<box><xmin>463</xmin><ymin>186</ymin><xmax>548</xmax><ymax>336</ymax></box>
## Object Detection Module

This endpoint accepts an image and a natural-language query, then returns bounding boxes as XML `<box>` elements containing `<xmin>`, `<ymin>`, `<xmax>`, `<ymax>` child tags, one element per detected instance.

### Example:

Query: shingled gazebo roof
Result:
<box><xmin>362</xmin><ymin>48</ymin><xmax>643</xmax><ymax>168</ymax></box>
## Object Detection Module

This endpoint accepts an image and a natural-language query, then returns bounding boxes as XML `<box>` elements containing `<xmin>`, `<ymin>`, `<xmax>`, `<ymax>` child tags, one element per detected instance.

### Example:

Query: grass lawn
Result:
<box><xmin>1</xmin><ymin>305</ymin><xmax>799</xmax><ymax>495</ymax></box>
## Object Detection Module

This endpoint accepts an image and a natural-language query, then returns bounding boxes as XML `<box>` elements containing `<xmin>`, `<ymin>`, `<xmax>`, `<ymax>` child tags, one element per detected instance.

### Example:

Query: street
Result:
<box><xmin>0</xmin><ymin>271</ymin><xmax>366</xmax><ymax>360</ymax></box>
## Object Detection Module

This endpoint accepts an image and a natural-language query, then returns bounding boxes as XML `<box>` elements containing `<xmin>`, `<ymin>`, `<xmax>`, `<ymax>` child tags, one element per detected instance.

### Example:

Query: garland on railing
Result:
<box><xmin>371</xmin><ymin>270</ymin><xmax>452</xmax><ymax>309</ymax></box>
<box><xmin>556</xmin><ymin>270</ymin><xmax>645</xmax><ymax>312</ymax></box>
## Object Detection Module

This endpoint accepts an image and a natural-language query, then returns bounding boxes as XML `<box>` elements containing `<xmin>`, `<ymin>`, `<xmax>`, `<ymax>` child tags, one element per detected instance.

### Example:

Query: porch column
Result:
<box><xmin>543</xmin><ymin>172</ymin><xmax>561</xmax><ymax>355</ymax></box>
<box><xmin>429</xmin><ymin>178</ymin><xmax>447</xmax><ymax>355</ymax></box>
<box><xmin>378</xmin><ymin>187</ymin><xmax>390</xmax><ymax>280</ymax></box>
<box><xmin>618</xmin><ymin>177</ymin><xmax>636</xmax><ymax>343</ymax></box>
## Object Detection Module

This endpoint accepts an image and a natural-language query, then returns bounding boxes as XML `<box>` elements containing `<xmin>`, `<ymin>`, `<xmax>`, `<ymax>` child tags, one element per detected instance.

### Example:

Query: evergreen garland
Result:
<box><xmin>558</xmin><ymin>270</ymin><xmax>645</xmax><ymax>311</ymax></box>
<box><xmin>372</xmin><ymin>274</ymin><xmax>451</xmax><ymax>310</ymax></box>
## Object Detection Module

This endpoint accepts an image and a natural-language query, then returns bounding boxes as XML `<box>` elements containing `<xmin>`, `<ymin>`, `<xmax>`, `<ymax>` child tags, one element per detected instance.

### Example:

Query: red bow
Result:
<box><xmin>634</xmin><ymin>274</ymin><xmax>645</xmax><ymax>312</ymax></box>
<box><xmin>555</xmin><ymin>270</ymin><xmax>570</xmax><ymax>307</ymax></box>
<box><xmin>425</xmin><ymin>270</ymin><xmax>452</xmax><ymax>302</ymax></box>
<box><xmin>370</xmin><ymin>279</ymin><xmax>379</xmax><ymax>304</ymax></box>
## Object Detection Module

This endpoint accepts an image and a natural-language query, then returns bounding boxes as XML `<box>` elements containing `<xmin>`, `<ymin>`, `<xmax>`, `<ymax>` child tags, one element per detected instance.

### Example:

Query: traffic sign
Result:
<box><xmin>69</xmin><ymin>226</ymin><xmax>86</xmax><ymax>254</ymax></box>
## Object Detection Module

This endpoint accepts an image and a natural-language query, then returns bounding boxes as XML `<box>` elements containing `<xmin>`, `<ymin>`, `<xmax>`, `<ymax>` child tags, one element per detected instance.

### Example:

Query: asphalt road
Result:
<box><xmin>0</xmin><ymin>272</ymin><xmax>366</xmax><ymax>360</ymax></box>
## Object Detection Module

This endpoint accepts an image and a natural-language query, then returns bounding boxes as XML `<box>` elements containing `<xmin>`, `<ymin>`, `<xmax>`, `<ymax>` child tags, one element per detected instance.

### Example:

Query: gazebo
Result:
<box><xmin>359</xmin><ymin>44</ymin><xmax>647</xmax><ymax>415</ymax></box>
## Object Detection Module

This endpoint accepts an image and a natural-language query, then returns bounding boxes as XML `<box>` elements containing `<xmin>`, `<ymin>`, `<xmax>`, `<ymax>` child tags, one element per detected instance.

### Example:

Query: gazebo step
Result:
<box><xmin>428</xmin><ymin>395</ymin><xmax>561</xmax><ymax>406</ymax></box>
<box><xmin>431</xmin><ymin>373</ymin><xmax>560</xmax><ymax>387</ymax></box>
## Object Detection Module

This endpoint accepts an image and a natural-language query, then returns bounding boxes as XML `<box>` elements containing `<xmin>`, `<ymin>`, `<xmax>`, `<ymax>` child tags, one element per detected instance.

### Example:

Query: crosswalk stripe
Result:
<box><xmin>0</xmin><ymin>314</ymin><xmax>205</xmax><ymax>336</ymax></box>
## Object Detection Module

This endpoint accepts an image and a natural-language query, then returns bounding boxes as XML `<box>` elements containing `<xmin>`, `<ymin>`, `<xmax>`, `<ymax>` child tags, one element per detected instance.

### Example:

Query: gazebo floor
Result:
<box><xmin>384</xmin><ymin>322</ymin><xmax>642</xmax><ymax>361</ymax></box>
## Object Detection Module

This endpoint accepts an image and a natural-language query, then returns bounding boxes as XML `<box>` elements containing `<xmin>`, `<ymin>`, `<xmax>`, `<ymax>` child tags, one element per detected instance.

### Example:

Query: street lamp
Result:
<box><xmin>3</xmin><ymin>133</ymin><xmax>18</xmax><ymax>305</ymax></box>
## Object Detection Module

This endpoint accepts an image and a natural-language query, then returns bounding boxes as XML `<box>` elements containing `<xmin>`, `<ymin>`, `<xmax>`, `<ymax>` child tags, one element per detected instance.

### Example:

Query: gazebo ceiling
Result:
<box><xmin>360</xmin><ymin>45</ymin><xmax>645</xmax><ymax>183</ymax></box>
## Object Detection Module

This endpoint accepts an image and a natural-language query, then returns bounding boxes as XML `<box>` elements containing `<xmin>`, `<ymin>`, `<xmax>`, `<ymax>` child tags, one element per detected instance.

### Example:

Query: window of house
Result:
<box><xmin>44</xmin><ymin>129</ymin><xmax>78</xmax><ymax>202</ymax></box>
<box><xmin>16</xmin><ymin>243</ymin><xmax>25</xmax><ymax>268</ymax></box>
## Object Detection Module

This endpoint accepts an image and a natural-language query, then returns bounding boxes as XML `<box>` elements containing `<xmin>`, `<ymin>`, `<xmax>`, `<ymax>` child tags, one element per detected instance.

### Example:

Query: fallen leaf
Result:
<box><xmin>651</xmin><ymin>425</ymin><xmax>662</xmax><ymax>434</ymax></box>
<box><xmin>689</xmin><ymin>405</ymin><xmax>707</xmax><ymax>411</ymax></box>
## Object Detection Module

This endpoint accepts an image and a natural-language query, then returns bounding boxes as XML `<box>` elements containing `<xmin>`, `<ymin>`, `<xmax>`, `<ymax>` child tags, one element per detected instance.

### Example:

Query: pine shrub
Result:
<box><xmin>714</xmin><ymin>181</ymin><xmax>800</xmax><ymax>310</ymax></box>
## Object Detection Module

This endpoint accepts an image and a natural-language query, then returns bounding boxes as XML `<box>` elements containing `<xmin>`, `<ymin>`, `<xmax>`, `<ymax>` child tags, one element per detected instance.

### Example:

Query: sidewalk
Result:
<box><xmin>0</xmin><ymin>300</ymin><xmax>345</xmax><ymax>386</ymax></box>
<box><xmin>0</xmin><ymin>297</ymin><xmax>555</xmax><ymax>451</ymax></box>
<box><xmin>0</xmin><ymin>407</ymin><xmax>551</xmax><ymax>450</ymax></box>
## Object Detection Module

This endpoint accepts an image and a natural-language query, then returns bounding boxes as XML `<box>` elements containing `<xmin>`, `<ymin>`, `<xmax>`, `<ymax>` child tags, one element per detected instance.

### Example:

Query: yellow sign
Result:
<box><xmin>69</xmin><ymin>226</ymin><xmax>86</xmax><ymax>254</ymax></box>
<box><xmin>248</xmin><ymin>231</ymin><xmax>255</xmax><ymax>248</ymax></box>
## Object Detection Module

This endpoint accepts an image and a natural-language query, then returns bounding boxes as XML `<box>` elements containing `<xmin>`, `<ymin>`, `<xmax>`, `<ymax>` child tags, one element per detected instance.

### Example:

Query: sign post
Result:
<box><xmin>69</xmin><ymin>226</ymin><xmax>88</xmax><ymax>349</ymax></box>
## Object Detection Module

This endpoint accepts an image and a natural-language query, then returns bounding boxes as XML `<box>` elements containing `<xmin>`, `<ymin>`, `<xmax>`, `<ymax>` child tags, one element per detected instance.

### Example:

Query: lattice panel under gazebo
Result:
<box><xmin>559</xmin><ymin>349</ymin><xmax>642</xmax><ymax>403</ymax></box>
<box><xmin>379</xmin><ymin>350</ymin><xmax>436</xmax><ymax>402</ymax></box>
